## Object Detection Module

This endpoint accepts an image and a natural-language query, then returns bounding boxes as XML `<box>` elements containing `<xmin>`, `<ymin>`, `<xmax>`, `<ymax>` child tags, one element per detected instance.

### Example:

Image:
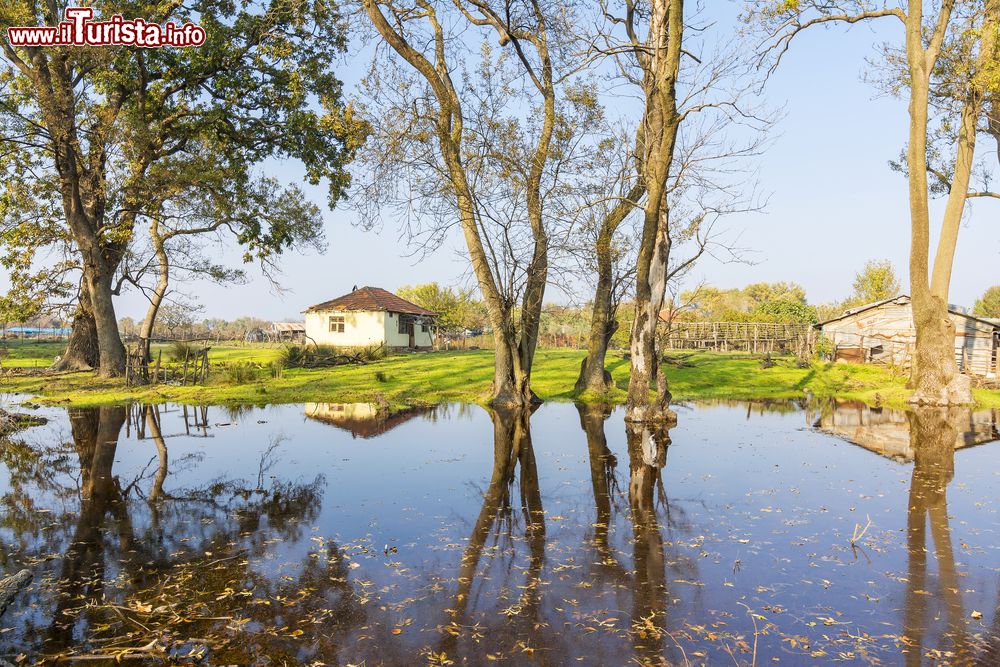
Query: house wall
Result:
<box><xmin>304</xmin><ymin>310</ymin><xmax>386</xmax><ymax>347</ymax></box>
<box><xmin>814</xmin><ymin>401</ymin><xmax>1000</xmax><ymax>460</ymax></box>
<box><xmin>304</xmin><ymin>402</ymin><xmax>376</xmax><ymax>423</ymax></box>
<box><xmin>383</xmin><ymin>312</ymin><xmax>434</xmax><ymax>348</ymax></box>
<box><xmin>820</xmin><ymin>301</ymin><xmax>997</xmax><ymax>377</ymax></box>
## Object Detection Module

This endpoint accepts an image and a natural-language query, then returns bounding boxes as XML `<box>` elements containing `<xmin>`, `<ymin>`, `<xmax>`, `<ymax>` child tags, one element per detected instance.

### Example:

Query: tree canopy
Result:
<box><xmin>973</xmin><ymin>285</ymin><xmax>1000</xmax><ymax>318</ymax></box>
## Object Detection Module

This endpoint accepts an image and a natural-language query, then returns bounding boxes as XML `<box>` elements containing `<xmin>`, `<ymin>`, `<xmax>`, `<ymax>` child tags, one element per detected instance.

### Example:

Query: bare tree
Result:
<box><xmin>583</xmin><ymin>1</ymin><xmax>768</xmax><ymax>421</ymax></box>
<box><xmin>356</xmin><ymin>0</ymin><xmax>584</xmax><ymax>406</ymax></box>
<box><xmin>753</xmin><ymin>0</ymin><xmax>999</xmax><ymax>405</ymax></box>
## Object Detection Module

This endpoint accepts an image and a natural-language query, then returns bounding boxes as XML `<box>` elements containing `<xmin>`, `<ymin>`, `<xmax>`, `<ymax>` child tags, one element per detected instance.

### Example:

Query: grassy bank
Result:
<box><xmin>3</xmin><ymin>340</ymin><xmax>998</xmax><ymax>408</ymax></box>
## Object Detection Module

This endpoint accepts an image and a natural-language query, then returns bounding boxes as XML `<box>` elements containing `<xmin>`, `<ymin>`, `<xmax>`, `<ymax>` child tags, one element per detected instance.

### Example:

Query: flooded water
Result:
<box><xmin>2</xmin><ymin>398</ymin><xmax>1000</xmax><ymax>665</ymax></box>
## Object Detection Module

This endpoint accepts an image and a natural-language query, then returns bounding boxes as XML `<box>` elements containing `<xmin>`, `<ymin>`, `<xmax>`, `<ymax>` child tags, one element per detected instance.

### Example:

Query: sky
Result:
<box><xmin>14</xmin><ymin>3</ymin><xmax>1000</xmax><ymax>322</ymax></box>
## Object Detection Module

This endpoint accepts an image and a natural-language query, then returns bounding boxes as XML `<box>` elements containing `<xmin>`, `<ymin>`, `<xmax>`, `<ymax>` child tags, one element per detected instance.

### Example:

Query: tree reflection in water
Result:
<box><xmin>625</xmin><ymin>420</ymin><xmax>672</xmax><ymax>664</ymax></box>
<box><xmin>902</xmin><ymin>407</ymin><xmax>972</xmax><ymax>666</ymax></box>
<box><xmin>438</xmin><ymin>405</ymin><xmax>554</xmax><ymax>659</ymax></box>
<box><xmin>577</xmin><ymin>404</ymin><xmax>628</xmax><ymax>584</ymax></box>
<box><xmin>0</xmin><ymin>404</ymin><xmax>390</xmax><ymax>663</ymax></box>
<box><xmin>7</xmin><ymin>400</ymin><xmax>1000</xmax><ymax>663</ymax></box>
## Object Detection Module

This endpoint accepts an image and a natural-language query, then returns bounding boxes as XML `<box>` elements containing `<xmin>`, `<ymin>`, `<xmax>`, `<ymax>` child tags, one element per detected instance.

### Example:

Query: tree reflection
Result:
<box><xmin>625</xmin><ymin>421</ymin><xmax>672</xmax><ymax>662</ymax></box>
<box><xmin>0</xmin><ymin>403</ymin><xmax>382</xmax><ymax>663</ymax></box>
<box><xmin>48</xmin><ymin>406</ymin><xmax>130</xmax><ymax>647</ymax></box>
<box><xmin>437</xmin><ymin>405</ymin><xmax>553</xmax><ymax>659</ymax></box>
<box><xmin>577</xmin><ymin>403</ymin><xmax>628</xmax><ymax>583</ymax></box>
<box><xmin>902</xmin><ymin>407</ymin><xmax>970</xmax><ymax>666</ymax></box>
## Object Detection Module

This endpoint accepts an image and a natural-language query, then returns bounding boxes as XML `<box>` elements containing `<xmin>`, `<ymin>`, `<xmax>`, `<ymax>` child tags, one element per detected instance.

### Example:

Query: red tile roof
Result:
<box><xmin>305</xmin><ymin>286</ymin><xmax>436</xmax><ymax>316</ymax></box>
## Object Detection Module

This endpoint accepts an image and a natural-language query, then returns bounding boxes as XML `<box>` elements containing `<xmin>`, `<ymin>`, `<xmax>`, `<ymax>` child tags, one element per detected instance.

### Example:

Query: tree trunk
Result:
<box><xmin>627</xmin><ymin>214</ymin><xmax>676</xmax><ymax>424</ymax></box>
<box><xmin>625</xmin><ymin>0</ymin><xmax>682</xmax><ymax>424</ymax></box>
<box><xmin>53</xmin><ymin>275</ymin><xmax>99</xmax><ymax>371</ymax></box>
<box><xmin>491</xmin><ymin>327</ymin><xmax>541</xmax><ymax>407</ymax></box>
<box><xmin>83</xmin><ymin>251</ymin><xmax>126</xmax><ymax>377</ymax></box>
<box><xmin>577</xmin><ymin>234</ymin><xmax>618</xmax><ymax>394</ymax></box>
<box><xmin>901</xmin><ymin>1</ymin><xmax>992</xmax><ymax>406</ymax></box>
<box><xmin>139</xmin><ymin>239</ymin><xmax>170</xmax><ymax>362</ymax></box>
<box><xmin>361</xmin><ymin>1</ymin><xmax>552</xmax><ymax>409</ymax></box>
<box><xmin>909</xmin><ymin>294</ymin><xmax>971</xmax><ymax>404</ymax></box>
<box><xmin>577</xmin><ymin>180</ymin><xmax>645</xmax><ymax>394</ymax></box>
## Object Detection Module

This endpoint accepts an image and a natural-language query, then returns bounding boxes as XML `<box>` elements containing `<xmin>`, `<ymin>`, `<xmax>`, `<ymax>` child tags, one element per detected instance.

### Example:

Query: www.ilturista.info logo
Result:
<box><xmin>6</xmin><ymin>7</ymin><xmax>205</xmax><ymax>47</ymax></box>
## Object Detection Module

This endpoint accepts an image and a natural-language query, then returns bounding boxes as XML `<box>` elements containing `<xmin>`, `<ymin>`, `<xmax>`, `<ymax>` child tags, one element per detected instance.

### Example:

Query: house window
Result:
<box><xmin>398</xmin><ymin>316</ymin><xmax>408</xmax><ymax>334</ymax></box>
<box><xmin>329</xmin><ymin>315</ymin><xmax>345</xmax><ymax>333</ymax></box>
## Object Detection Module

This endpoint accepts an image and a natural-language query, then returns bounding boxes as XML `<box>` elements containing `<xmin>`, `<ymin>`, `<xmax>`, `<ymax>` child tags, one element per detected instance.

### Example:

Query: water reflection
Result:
<box><xmin>577</xmin><ymin>404</ymin><xmax>624</xmax><ymax>580</ymax></box>
<box><xmin>2</xmin><ymin>399</ymin><xmax>1000</xmax><ymax>663</ymax></box>
<box><xmin>812</xmin><ymin>400</ymin><xmax>1000</xmax><ymax>461</ymax></box>
<box><xmin>304</xmin><ymin>402</ymin><xmax>436</xmax><ymax>438</ymax></box>
<box><xmin>437</xmin><ymin>406</ymin><xmax>553</xmax><ymax>658</ymax></box>
<box><xmin>625</xmin><ymin>421</ymin><xmax>671</xmax><ymax>660</ymax></box>
<box><xmin>903</xmin><ymin>408</ymin><xmax>971</xmax><ymax>665</ymax></box>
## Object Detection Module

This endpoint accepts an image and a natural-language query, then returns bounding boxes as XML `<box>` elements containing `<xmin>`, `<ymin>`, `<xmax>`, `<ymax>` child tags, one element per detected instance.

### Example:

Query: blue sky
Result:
<box><xmin>77</xmin><ymin>4</ymin><xmax>1000</xmax><ymax>319</ymax></box>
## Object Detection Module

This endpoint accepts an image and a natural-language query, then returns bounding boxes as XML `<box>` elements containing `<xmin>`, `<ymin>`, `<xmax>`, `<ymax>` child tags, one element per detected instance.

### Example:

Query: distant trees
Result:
<box><xmin>680</xmin><ymin>282</ymin><xmax>816</xmax><ymax>323</ymax></box>
<box><xmin>396</xmin><ymin>283</ymin><xmax>486</xmax><ymax>333</ymax></box>
<box><xmin>973</xmin><ymin>286</ymin><xmax>1000</xmax><ymax>318</ymax></box>
<box><xmin>849</xmin><ymin>259</ymin><xmax>901</xmax><ymax>306</ymax></box>
<box><xmin>755</xmin><ymin>0</ymin><xmax>999</xmax><ymax>405</ymax></box>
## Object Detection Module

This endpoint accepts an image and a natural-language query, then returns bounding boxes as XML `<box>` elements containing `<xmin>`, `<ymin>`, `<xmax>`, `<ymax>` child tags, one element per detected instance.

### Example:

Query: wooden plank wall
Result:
<box><xmin>821</xmin><ymin>302</ymin><xmax>998</xmax><ymax>377</ymax></box>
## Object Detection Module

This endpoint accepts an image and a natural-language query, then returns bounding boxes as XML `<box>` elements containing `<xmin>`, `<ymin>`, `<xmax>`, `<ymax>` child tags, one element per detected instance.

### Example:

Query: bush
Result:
<box><xmin>374</xmin><ymin>370</ymin><xmax>388</xmax><ymax>383</ymax></box>
<box><xmin>170</xmin><ymin>340</ymin><xmax>197</xmax><ymax>362</ymax></box>
<box><xmin>279</xmin><ymin>343</ymin><xmax>386</xmax><ymax>368</ymax></box>
<box><xmin>225</xmin><ymin>362</ymin><xmax>257</xmax><ymax>384</ymax></box>
<box><xmin>270</xmin><ymin>360</ymin><xmax>284</xmax><ymax>379</ymax></box>
<box><xmin>355</xmin><ymin>344</ymin><xmax>387</xmax><ymax>362</ymax></box>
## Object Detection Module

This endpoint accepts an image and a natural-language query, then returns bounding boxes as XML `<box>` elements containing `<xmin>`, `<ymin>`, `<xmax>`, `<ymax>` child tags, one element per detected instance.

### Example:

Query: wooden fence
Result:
<box><xmin>125</xmin><ymin>345</ymin><xmax>210</xmax><ymax>387</ymax></box>
<box><xmin>660</xmin><ymin>321</ymin><xmax>815</xmax><ymax>356</ymax></box>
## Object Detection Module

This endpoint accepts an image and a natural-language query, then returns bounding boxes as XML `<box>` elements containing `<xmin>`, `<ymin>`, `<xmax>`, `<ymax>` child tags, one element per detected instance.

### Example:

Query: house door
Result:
<box><xmin>408</xmin><ymin>323</ymin><xmax>415</xmax><ymax>348</ymax></box>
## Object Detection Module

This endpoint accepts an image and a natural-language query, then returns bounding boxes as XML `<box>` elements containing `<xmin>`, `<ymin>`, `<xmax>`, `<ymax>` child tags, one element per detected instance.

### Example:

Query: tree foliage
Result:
<box><xmin>849</xmin><ymin>259</ymin><xmax>902</xmax><ymax>306</ymax></box>
<box><xmin>396</xmin><ymin>283</ymin><xmax>486</xmax><ymax>332</ymax></box>
<box><xmin>0</xmin><ymin>0</ymin><xmax>367</xmax><ymax>372</ymax></box>
<box><xmin>973</xmin><ymin>285</ymin><xmax>1000</xmax><ymax>318</ymax></box>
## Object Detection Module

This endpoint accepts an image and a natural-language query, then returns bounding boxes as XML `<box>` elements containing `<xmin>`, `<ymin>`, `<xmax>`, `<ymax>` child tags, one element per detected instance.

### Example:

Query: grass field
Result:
<box><xmin>3</xmin><ymin>339</ymin><xmax>999</xmax><ymax>408</ymax></box>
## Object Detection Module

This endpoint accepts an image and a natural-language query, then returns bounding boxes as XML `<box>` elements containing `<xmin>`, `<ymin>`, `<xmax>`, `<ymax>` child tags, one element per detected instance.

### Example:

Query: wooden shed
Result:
<box><xmin>814</xmin><ymin>295</ymin><xmax>999</xmax><ymax>378</ymax></box>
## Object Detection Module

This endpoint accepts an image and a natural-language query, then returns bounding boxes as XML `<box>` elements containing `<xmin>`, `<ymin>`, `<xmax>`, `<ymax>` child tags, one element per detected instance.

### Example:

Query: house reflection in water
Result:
<box><xmin>304</xmin><ymin>402</ymin><xmax>436</xmax><ymax>438</ymax></box>
<box><xmin>808</xmin><ymin>400</ymin><xmax>1000</xmax><ymax>461</ymax></box>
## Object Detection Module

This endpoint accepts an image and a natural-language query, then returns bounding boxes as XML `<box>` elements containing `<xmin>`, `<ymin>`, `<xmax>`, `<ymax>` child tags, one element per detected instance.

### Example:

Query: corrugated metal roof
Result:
<box><xmin>271</xmin><ymin>322</ymin><xmax>305</xmax><ymax>332</ymax></box>
<box><xmin>814</xmin><ymin>294</ymin><xmax>1000</xmax><ymax>330</ymax></box>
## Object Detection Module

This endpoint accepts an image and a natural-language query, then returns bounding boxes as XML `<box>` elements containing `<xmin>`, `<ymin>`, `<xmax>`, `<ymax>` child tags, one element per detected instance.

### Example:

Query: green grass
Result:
<box><xmin>0</xmin><ymin>340</ymin><xmax>67</xmax><ymax>368</ymax></box>
<box><xmin>3</xmin><ymin>339</ymin><xmax>999</xmax><ymax>409</ymax></box>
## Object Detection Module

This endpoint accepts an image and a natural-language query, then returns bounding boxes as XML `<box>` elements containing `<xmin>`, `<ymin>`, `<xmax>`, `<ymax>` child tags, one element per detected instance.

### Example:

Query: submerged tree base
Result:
<box><xmin>624</xmin><ymin>406</ymin><xmax>678</xmax><ymax>426</ymax></box>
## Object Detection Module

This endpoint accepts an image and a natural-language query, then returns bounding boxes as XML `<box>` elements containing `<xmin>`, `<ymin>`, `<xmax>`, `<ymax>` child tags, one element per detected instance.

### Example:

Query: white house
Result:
<box><xmin>303</xmin><ymin>286</ymin><xmax>436</xmax><ymax>349</ymax></box>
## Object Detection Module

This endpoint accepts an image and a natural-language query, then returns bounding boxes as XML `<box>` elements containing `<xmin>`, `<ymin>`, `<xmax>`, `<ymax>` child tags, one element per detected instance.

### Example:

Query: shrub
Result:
<box><xmin>355</xmin><ymin>344</ymin><xmax>387</xmax><ymax>362</ymax></box>
<box><xmin>374</xmin><ymin>370</ymin><xmax>388</xmax><ymax>383</ymax></box>
<box><xmin>225</xmin><ymin>362</ymin><xmax>257</xmax><ymax>384</ymax></box>
<box><xmin>170</xmin><ymin>340</ymin><xmax>197</xmax><ymax>362</ymax></box>
<box><xmin>279</xmin><ymin>343</ymin><xmax>386</xmax><ymax>368</ymax></box>
<box><xmin>270</xmin><ymin>360</ymin><xmax>284</xmax><ymax>379</ymax></box>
